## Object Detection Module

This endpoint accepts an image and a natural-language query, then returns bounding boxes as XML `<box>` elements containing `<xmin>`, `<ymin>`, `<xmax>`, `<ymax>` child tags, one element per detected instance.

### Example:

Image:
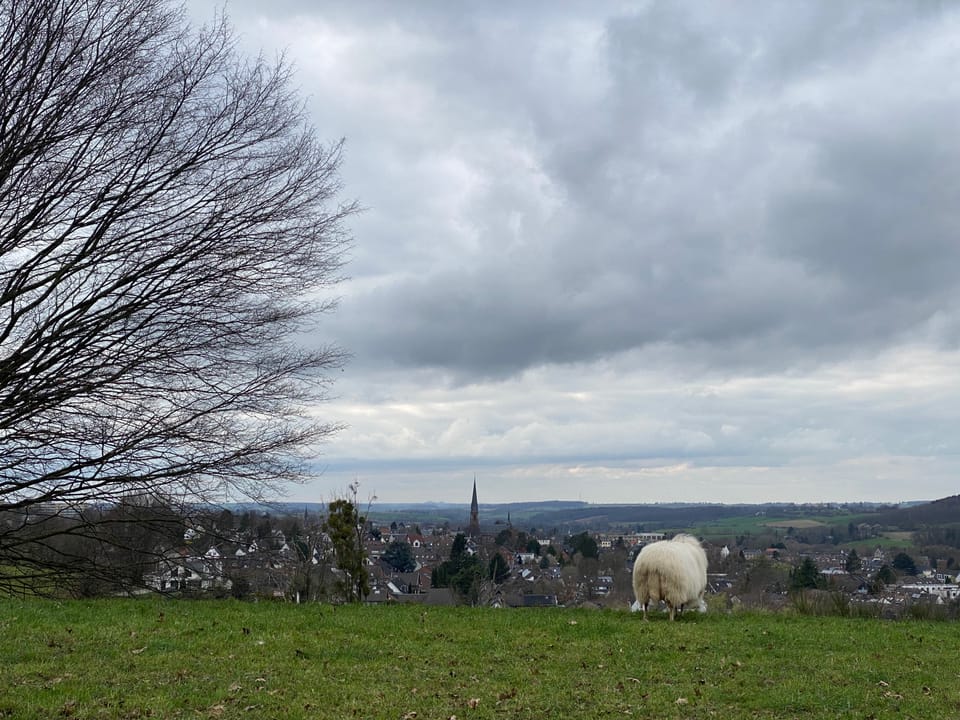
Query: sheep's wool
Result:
<box><xmin>632</xmin><ymin>534</ymin><xmax>707</xmax><ymax>621</ymax></box>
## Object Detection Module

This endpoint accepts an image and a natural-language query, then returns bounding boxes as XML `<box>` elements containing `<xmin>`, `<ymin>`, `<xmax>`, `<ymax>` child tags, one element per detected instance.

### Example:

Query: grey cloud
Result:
<box><xmin>211</xmin><ymin>0</ymin><xmax>960</xmax><ymax>383</ymax></box>
<box><xmin>173</xmin><ymin>0</ymin><xmax>960</xmax><ymax>505</ymax></box>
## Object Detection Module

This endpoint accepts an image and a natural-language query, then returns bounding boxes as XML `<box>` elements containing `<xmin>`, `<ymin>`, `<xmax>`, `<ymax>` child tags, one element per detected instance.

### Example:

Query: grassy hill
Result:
<box><xmin>4</xmin><ymin>599</ymin><xmax>960</xmax><ymax>719</ymax></box>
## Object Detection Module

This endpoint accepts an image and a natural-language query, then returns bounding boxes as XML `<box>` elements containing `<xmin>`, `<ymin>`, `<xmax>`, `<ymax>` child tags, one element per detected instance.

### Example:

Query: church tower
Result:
<box><xmin>469</xmin><ymin>477</ymin><xmax>480</xmax><ymax>537</ymax></box>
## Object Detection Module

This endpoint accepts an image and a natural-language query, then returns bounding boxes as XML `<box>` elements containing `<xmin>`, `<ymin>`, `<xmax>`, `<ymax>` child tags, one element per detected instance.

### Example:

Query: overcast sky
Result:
<box><xmin>187</xmin><ymin>1</ymin><xmax>960</xmax><ymax>506</ymax></box>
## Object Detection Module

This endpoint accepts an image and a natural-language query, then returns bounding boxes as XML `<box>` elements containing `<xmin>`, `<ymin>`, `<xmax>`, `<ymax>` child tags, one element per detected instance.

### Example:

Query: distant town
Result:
<box><xmin>127</xmin><ymin>482</ymin><xmax>960</xmax><ymax>619</ymax></box>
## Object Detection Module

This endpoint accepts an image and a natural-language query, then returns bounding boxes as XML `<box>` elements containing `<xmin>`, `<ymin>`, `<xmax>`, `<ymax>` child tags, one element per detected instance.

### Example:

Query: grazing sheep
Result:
<box><xmin>632</xmin><ymin>534</ymin><xmax>707</xmax><ymax>621</ymax></box>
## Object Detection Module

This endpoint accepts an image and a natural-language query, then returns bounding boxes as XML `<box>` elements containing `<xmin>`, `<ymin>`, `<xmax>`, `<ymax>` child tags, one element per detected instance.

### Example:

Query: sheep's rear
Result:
<box><xmin>632</xmin><ymin>535</ymin><xmax>707</xmax><ymax>621</ymax></box>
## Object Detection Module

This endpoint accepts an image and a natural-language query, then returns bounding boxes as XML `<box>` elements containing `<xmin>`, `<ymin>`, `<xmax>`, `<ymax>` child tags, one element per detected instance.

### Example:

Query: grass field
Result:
<box><xmin>763</xmin><ymin>519</ymin><xmax>826</xmax><ymax>529</ymax></box>
<box><xmin>692</xmin><ymin>513</ymin><xmax>920</xmax><ymax>551</ymax></box>
<box><xmin>4</xmin><ymin>599</ymin><xmax>960</xmax><ymax>719</ymax></box>
<box><xmin>692</xmin><ymin>515</ymin><xmax>805</xmax><ymax>541</ymax></box>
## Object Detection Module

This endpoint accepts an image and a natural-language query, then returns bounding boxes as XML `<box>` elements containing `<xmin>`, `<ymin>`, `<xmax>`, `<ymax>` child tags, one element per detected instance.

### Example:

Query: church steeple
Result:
<box><xmin>469</xmin><ymin>477</ymin><xmax>480</xmax><ymax>537</ymax></box>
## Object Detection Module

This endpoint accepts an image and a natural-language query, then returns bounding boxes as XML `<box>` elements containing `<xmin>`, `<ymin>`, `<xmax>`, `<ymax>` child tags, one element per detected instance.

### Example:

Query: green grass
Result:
<box><xmin>3</xmin><ymin>599</ymin><xmax>960</xmax><ymax>719</ymax></box>
<box><xmin>693</xmin><ymin>515</ymin><xmax>803</xmax><ymax>540</ymax></box>
<box><xmin>693</xmin><ymin>512</ymin><xmax>920</xmax><ymax>550</ymax></box>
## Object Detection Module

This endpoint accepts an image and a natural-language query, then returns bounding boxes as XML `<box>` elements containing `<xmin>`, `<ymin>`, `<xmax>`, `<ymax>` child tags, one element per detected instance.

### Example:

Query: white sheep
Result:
<box><xmin>631</xmin><ymin>534</ymin><xmax>707</xmax><ymax>621</ymax></box>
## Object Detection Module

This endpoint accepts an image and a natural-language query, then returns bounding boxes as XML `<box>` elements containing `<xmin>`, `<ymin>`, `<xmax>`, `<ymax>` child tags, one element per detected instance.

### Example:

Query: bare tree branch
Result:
<box><xmin>0</xmin><ymin>0</ymin><xmax>354</xmax><ymax>594</ymax></box>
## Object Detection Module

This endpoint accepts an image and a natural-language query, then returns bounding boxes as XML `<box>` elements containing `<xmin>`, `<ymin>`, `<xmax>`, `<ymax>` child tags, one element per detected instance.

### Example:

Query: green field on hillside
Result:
<box><xmin>3</xmin><ymin>599</ymin><xmax>959</xmax><ymax>719</ymax></box>
<box><xmin>692</xmin><ymin>511</ymin><xmax>920</xmax><ymax>550</ymax></box>
<box><xmin>692</xmin><ymin>514</ymin><xmax>830</xmax><ymax>541</ymax></box>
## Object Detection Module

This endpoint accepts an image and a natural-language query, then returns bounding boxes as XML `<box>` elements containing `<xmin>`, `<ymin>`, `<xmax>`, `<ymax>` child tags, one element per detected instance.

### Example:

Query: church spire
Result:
<box><xmin>469</xmin><ymin>476</ymin><xmax>480</xmax><ymax>537</ymax></box>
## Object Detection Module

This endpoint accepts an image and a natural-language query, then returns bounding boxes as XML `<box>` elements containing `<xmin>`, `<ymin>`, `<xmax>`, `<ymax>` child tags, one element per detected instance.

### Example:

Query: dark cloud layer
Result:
<box><xmin>183</xmin><ymin>1</ymin><xmax>960</xmax><ymax>503</ymax></box>
<box><xmin>247</xmin><ymin>0</ymin><xmax>960</xmax><ymax>381</ymax></box>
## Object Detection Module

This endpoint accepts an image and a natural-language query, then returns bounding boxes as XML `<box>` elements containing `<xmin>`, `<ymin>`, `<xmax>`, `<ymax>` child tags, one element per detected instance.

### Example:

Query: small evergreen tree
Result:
<box><xmin>432</xmin><ymin>533</ymin><xmax>469</xmax><ymax>589</ymax></box>
<box><xmin>845</xmin><ymin>549</ymin><xmax>862</xmax><ymax>573</ymax></box>
<box><xmin>892</xmin><ymin>552</ymin><xmax>917</xmax><ymax>576</ymax></box>
<box><xmin>869</xmin><ymin>564</ymin><xmax>897</xmax><ymax>593</ymax></box>
<box><xmin>324</xmin><ymin>489</ymin><xmax>369</xmax><ymax>603</ymax></box>
<box><xmin>384</xmin><ymin>540</ymin><xmax>416</xmax><ymax>573</ymax></box>
<box><xmin>567</xmin><ymin>532</ymin><xmax>598</xmax><ymax>560</ymax></box>
<box><xmin>432</xmin><ymin>533</ymin><xmax>485</xmax><ymax>604</ymax></box>
<box><xmin>451</xmin><ymin>556</ymin><xmax>485</xmax><ymax>604</ymax></box>
<box><xmin>790</xmin><ymin>557</ymin><xmax>824</xmax><ymax>590</ymax></box>
<box><xmin>450</xmin><ymin>533</ymin><xmax>468</xmax><ymax>564</ymax></box>
<box><xmin>431</xmin><ymin>564</ymin><xmax>450</xmax><ymax>588</ymax></box>
<box><xmin>489</xmin><ymin>553</ymin><xmax>510</xmax><ymax>584</ymax></box>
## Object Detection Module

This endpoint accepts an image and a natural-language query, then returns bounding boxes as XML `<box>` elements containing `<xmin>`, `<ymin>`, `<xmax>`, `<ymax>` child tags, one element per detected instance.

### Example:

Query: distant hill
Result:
<box><xmin>224</xmin><ymin>498</ymin><xmax>935</xmax><ymax>534</ymax></box>
<box><xmin>870</xmin><ymin>494</ymin><xmax>960</xmax><ymax>529</ymax></box>
<box><xmin>352</xmin><ymin>500</ymin><xmax>895</xmax><ymax>533</ymax></box>
<box><xmin>518</xmin><ymin>502</ymin><xmax>879</xmax><ymax>532</ymax></box>
<box><xmin>367</xmin><ymin>502</ymin><xmax>778</xmax><ymax>531</ymax></box>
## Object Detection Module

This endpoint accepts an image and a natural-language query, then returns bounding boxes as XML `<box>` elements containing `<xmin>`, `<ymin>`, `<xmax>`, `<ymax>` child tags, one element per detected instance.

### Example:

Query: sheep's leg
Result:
<box><xmin>642</xmin><ymin>598</ymin><xmax>649</xmax><ymax>621</ymax></box>
<box><xmin>668</xmin><ymin>602</ymin><xmax>676</xmax><ymax>621</ymax></box>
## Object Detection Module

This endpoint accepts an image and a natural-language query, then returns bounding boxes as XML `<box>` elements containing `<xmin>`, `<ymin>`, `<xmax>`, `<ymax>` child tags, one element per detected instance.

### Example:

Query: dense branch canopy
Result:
<box><xmin>0</xmin><ymin>0</ymin><xmax>354</xmax><ymax>590</ymax></box>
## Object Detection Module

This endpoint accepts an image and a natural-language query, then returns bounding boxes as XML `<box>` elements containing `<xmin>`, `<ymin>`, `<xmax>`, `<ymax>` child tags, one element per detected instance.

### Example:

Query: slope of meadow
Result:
<box><xmin>2</xmin><ymin>599</ymin><xmax>959</xmax><ymax>719</ymax></box>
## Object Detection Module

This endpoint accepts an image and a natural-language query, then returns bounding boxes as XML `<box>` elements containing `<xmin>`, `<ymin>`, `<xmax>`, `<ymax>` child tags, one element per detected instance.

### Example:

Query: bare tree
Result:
<box><xmin>0</xmin><ymin>0</ymin><xmax>354</xmax><ymax>594</ymax></box>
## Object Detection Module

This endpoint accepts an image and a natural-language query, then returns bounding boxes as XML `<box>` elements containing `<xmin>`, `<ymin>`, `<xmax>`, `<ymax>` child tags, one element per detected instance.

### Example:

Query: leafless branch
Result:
<box><xmin>0</xmin><ymin>0</ymin><xmax>354</xmax><ymax>594</ymax></box>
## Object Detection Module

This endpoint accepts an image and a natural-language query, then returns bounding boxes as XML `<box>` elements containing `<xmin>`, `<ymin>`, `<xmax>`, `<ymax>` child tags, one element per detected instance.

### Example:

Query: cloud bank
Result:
<box><xmin>187</xmin><ymin>1</ymin><xmax>960</xmax><ymax>504</ymax></box>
